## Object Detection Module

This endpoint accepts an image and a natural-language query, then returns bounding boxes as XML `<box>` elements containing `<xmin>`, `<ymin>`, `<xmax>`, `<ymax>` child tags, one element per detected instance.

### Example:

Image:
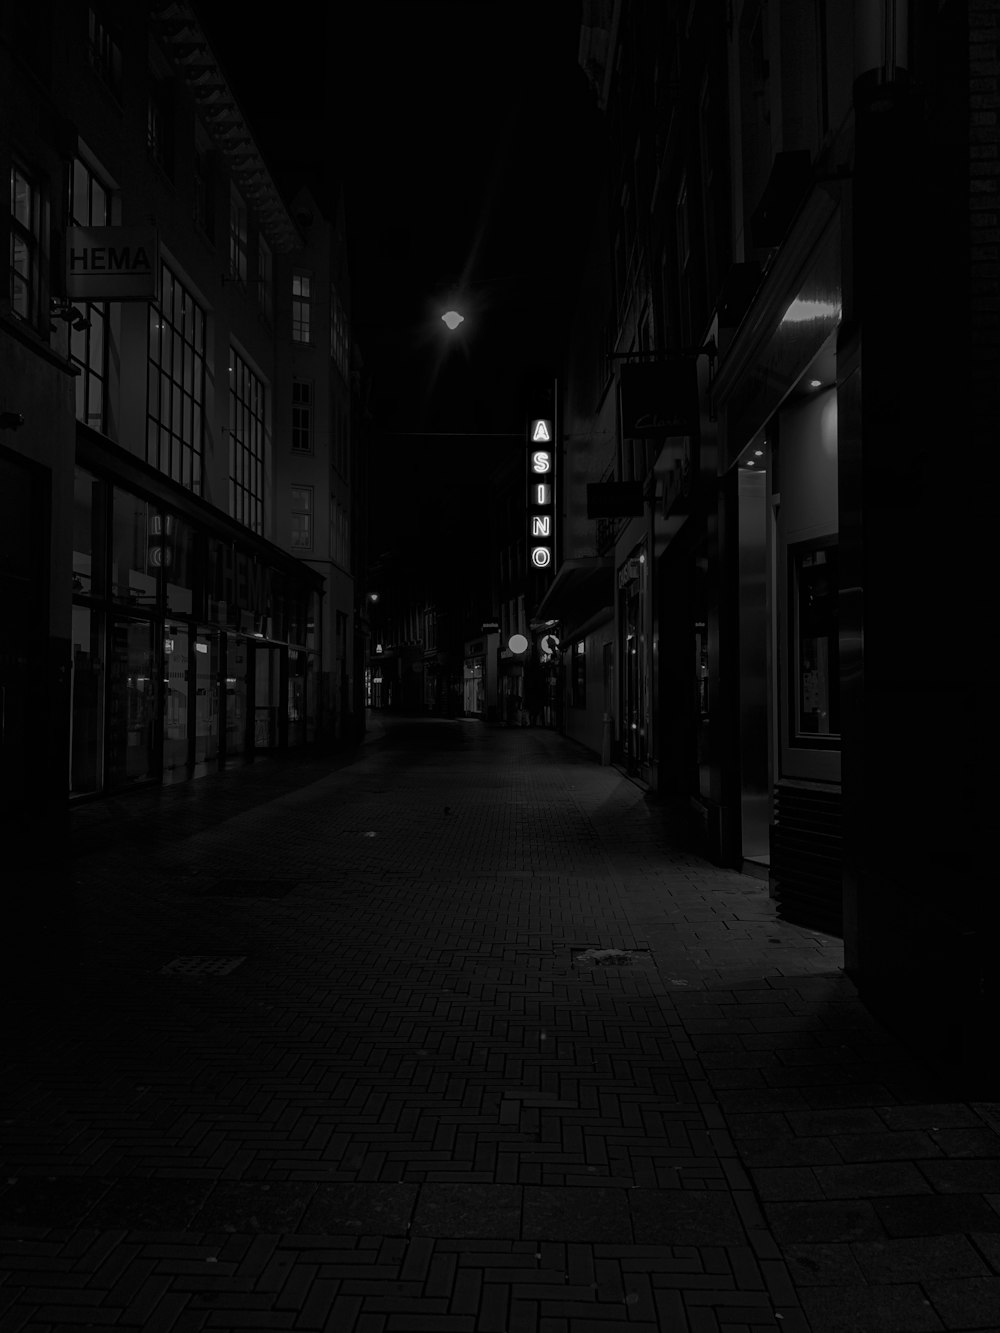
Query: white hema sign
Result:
<box><xmin>528</xmin><ymin>418</ymin><xmax>554</xmax><ymax>569</ymax></box>
<box><xmin>66</xmin><ymin>226</ymin><xmax>159</xmax><ymax>301</ymax></box>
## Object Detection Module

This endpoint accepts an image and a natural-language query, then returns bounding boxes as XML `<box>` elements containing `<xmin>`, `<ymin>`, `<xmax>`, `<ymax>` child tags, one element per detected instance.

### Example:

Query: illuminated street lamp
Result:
<box><xmin>441</xmin><ymin>310</ymin><xmax>465</xmax><ymax>330</ymax></box>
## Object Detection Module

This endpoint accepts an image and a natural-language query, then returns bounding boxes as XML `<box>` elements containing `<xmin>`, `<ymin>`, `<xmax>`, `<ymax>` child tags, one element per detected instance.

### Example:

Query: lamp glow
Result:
<box><xmin>441</xmin><ymin>310</ymin><xmax>465</xmax><ymax>330</ymax></box>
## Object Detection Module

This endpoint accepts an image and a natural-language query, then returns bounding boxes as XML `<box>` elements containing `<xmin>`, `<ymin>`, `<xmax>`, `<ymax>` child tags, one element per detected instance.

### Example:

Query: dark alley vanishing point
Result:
<box><xmin>2</xmin><ymin>719</ymin><xmax>999</xmax><ymax>1333</ymax></box>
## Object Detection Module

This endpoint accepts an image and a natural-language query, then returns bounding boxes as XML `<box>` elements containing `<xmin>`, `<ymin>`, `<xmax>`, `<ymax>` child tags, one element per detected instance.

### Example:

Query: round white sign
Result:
<box><xmin>508</xmin><ymin>633</ymin><xmax>529</xmax><ymax>654</ymax></box>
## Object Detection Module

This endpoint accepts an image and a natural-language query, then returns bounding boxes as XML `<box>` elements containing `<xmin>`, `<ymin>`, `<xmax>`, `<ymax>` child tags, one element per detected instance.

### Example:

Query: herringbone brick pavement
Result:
<box><xmin>2</xmin><ymin>718</ymin><xmax>998</xmax><ymax>1332</ymax></box>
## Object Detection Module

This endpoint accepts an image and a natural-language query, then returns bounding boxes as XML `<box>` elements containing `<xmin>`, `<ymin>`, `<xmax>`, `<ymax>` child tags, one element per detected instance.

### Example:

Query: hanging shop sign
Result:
<box><xmin>619</xmin><ymin>359</ymin><xmax>699</xmax><ymax>439</ymax></box>
<box><xmin>527</xmin><ymin>417</ymin><xmax>555</xmax><ymax>571</ymax></box>
<box><xmin>65</xmin><ymin>226</ymin><xmax>159</xmax><ymax>301</ymax></box>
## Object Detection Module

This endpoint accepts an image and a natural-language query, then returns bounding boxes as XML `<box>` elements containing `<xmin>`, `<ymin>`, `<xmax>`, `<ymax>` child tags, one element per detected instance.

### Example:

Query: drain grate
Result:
<box><xmin>160</xmin><ymin>955</ymin><xmax>246</xmax><ymax>976</ymax></box>
<box><xmin>573</xmin><ymin>947</ymin><xmax>651</xmax><ymax>969</ymax></box>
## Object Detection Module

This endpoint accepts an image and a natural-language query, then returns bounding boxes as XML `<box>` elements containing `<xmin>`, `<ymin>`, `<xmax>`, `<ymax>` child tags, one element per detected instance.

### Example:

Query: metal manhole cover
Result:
<box><xmin>573</xmin><ymin>947</ymin><xmax>651</xmax><ymax>969</ymax></box>
<box><xmin>160</xmin><ymin>956</ymin><xmax>247</xmax><ymax>976</ymax></box>
<box><xmin>201</xmin><ymin>880</ymin><xmax>297</xmax><ymax>898</ymax></box>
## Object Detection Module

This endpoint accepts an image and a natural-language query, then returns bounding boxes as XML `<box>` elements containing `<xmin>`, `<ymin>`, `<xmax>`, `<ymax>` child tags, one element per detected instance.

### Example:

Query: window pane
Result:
<box><xmin>111</xmin><ymin>488</ymin><xmax>158</xmax><ymax>605</ymax></box>
<box><xmin>106</xmin><ymin>618</ymin><xmax>156</xmax><ymax>788</ymax></box>
<box><xmin>163</xmin><ymin>622</ymin><xmax>189</xmax><ymax>771</ymax></box>
<box><xmin>792</xmin><ymin>542</ymin><xmax>839</xmax><ymax>738</ymax></box>
<box><xmin>70</xmin><ymin>604</ymin><xmax>104</xmax><ymax>794</ymax></box>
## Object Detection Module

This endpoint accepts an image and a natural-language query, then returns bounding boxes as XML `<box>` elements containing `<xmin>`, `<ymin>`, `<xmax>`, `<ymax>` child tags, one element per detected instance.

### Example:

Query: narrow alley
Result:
<box><xmin>2</xmin><ymin>720</ymin><xmax>998</xmax><ymax>1333</ymax></box>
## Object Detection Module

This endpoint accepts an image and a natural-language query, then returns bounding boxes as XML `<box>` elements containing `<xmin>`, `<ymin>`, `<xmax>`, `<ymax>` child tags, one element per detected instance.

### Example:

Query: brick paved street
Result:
<box><xmin>3</xmin><ymin>717</ymin><xmax>999</xmax><ymax>1332</ymax></box>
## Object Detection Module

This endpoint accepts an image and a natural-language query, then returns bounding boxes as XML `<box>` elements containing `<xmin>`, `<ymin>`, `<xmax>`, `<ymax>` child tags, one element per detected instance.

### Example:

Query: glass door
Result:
<box><xmin>225</xmin><ymin>633</ymin><xmax>248</xmax><ymax>756</ymax></box>
<box><xmin>253</xmin><ymin>643</ymin><xmax>279</xmax><ymax>749</ymax></box>
<box><xmin>107</xmin><ymin>617</ymin><xmax>156</xmax><ymax>788</ymax></box>
<box><xmin>163</xmin><ymin>622</ymin><xmax>189</xmax><ymax>775</ymax></box>
<box><xmin>194</xmin><ymin>628</ymin><xmax>219</xmax><ymax>764</ymax></box>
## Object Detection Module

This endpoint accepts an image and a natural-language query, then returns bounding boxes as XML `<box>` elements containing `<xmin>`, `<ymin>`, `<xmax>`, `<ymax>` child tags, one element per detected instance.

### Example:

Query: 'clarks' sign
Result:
<box><xmin>66</xmin><ymin>227</ymin><xmax>159</xmax><ymax>301</ymax></box>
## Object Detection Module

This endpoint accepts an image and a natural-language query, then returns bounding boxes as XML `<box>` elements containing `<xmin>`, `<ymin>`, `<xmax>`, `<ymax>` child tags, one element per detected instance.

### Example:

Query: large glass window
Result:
<box><xmin>163</xmin><ymin>513</ymin><xmax>196</xmax><ymax>615</ymax></box>
<box><xmin>229</xmin><ymin>187</ymin><xmax>247</xmax><ymax>289</ymax></box>
<box><xmin>228</xmin><ymin>350</ymin><xmax>267</xmax><ymax>534</ymax></box>
<box><xmin>106</xmin><ymin>618</ymin><xmax>156</xmax><ymax>788</ymax></box>
<box><xmin>194</xmin><ymin>628</ymin><xmax>219</xmax><ymax>764</ymax></box>
<box><xmin>69</xmin><ymin>156</ymin><xmax>112</xmax><ymax>432</ymax></box>
<box><xmin>73</xmin><ymin>467</ymin><xmax>106</xmax><ymax>597</ymax></box>
<box><xmin>70</xmin><ymin>604</ymin><xmax>104</xmax><ymax>795</ymax></box>
<box><xmin>225</xmin><ymin>633</ymin><xmax>248</xmax><ymax>755</ymax></box>
<box><xmin>790</xmin><ymin>539</ymin><xmax>839</xmax><ymax>741</ymax></box>
<box><xmin>147</xmin><ymin>263</ymin><xmax>205</xmax><ymax>490</ymax></box>
<box><xmin>257</xmin><ymin>236</ymin><xmax>272</xmax><ymax>323</ymax></box>
<box><xmin>290</xmin><ymin>486</ymin><xmax>312</xmax><ymax>550</ymax></box>
<box><xmin>111</xmin><ymin>488</ymin><xmax>157</xmax><ymax>607</ymax></box>
<box><xmin>163</xmin><ymin>622</ymin><xmax>189</xmax><ymax>772</ymax></box>
<box><xmin>10</xmin><ymin>165</ymin><xmax>42</xmax><ymax>325</ymax></box>
<box><xmin>291</xmin><ymin>271</ymin><xmax>311</xmax><ymax>343</ymax></box>
<box><xmin>291</xmin><ymin>379</ymin><xmax>312</xmax><ymax>451</ymax></box>
<box><xmin>87</xmin><ymin>7</ymin><xmax>122</xmax><ymax>99</ymax></box>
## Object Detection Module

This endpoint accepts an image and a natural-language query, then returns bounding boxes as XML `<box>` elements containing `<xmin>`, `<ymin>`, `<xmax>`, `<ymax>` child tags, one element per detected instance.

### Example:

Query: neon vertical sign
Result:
<box><xmin>528</xmin><ymin>417</ymin><xmax>554</xmax><ymax>570</ymax></box>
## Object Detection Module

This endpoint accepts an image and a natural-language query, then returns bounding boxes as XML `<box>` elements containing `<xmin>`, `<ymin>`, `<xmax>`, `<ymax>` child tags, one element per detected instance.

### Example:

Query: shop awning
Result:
<box><xmin>532</xmin><ymin>557</ymin><xmax>614</xmax><ymax>640</ymax></box>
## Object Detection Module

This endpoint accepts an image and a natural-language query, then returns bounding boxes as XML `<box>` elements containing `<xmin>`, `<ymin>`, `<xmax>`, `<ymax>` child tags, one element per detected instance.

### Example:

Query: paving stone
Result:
<box><xmin>928</xmin><ymin>1127</ymin><xmax>1000</xmax><ymax>1158</ymax></box>
<box><xmin>0</xmin><ymin>1178</ymin><xmax>112</xmax><ymax>1228</ymax></box>
<box><xmin>521</xmin><ymin>1187</ymin><xmax>631</xmax><ymax>1242</ymax></box>
<box><xmin>812</xmin><ymin>1162</ymin><xmax>933</xmax><ymax>1198</ymax></box>
<box><xmin>918</xmin><ymin>1159</ymin><xmax>1000</xmax><ymax>1193</ymax></box>
<box><xmin>798</xmin><ymin>1282</ymin><xmax>945</xmax><ymax>1332</ymax></box>
<box><xmin>850</xmin><ymin>1234</ymin><xmax>990</xmax><ymax>1282</ymax></box>
<box><xmin>782</xmin><ymin>1242</ymin><xmax>867</xmax><ymax>1286</ymax></box>
<box><xmin>873</xmin><ymin>1194</ymin><xmax>1000</xmax><ymax>1237</ymax></box>
<box><xmin>411</xmin><ymin>1185</ymin><xmax>521</xmax><ymax>1239</ymax></box>
<box><xmin>83</xmin><ymin>1179</ymin><xmax>214</xmax><ymax>1230</ymax></box>
<box><xmin>629</xmin><ymin>1189</ymin><xmax>745</xmax><ymax>1245</ymax></box>
<box><xmin>299</xmin><ymin>1184</ymin><xmax>418</xmax><ymax>1236</ymax></box>
<box><xmin>764</xmin><ymin>1200</ymin><xmax>884</xmax><ymax>1243</ymax></box>
<box><xmin>924</xmin><ymin>1275</ymin><xmax>1000</xmax><ymax>1328</ymax></box>
<box><xmin>828</xmin><ymin>1131</ymin><xmax>941</xmax><ymax>1162</ymax></box>
<box><xmin>190</xmin><ymin>1182</ymin><xmax>313</xmax><ymax>1232</ymax></box>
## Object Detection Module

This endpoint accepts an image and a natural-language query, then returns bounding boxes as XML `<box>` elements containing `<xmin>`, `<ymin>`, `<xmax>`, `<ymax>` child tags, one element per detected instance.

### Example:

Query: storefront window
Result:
<box><xmin>305</xmin><ymin>653</ymin><xmax>318</xmax><ymax>742</ymax></box>
<box><xmin>70</xmin><ymin>604</ymin><xmax>104</xmax><ymax>794</ymax></box>
<box><xmin>463</xmin><ymin>658</ymin><xmax>484</xmax><ymax>715</ymax></box>
<box><xmin>791</xmin><ymin>539</ymin><xmax>839</xmax><ymax>741</ymax></box>
<box><xmin>164</xmin><ymin>513</ymin><xmax>196</xmax><ymax>616</ymax></box>
<box><xmin>194</xmin><ymin>628</ymin><xmax>219</xmax><ymax>764</ymax></box>
<box><xmin>225</xmin><ymin>633</ymin><xmax>248</xmax><ymax>754</ymax></box>
<box><xmin>163</xmin><ymin>622</ymin><xmax>189</xmax><ymax>771</ymax></box>
<box><xmin>288</xmin><ymin>649</ymin><xmax>305</xmax><ymax>746</ymax></box>
<box><xmin>571</xmin><ymin>641</ymin><xmax>586</xmax><ymax>707</ymax></box>
<box><xmin>111</xmin><ymin>488</ymin><xmax>158</xmax><ymax>607</ymax></box>
<box><xmin>73</xmin><ymin>468</ymin><xmax>106</xmax><ymax>596</ymax></box>
<box><xmin>106</xmin><ymin>618</ymin><xmax>156</xmax><ymax>788</ymax></box>
<box><xmin>254</xmin><ymin>644</ymin><xmax>279</xmax><ymax>748</ymax></box>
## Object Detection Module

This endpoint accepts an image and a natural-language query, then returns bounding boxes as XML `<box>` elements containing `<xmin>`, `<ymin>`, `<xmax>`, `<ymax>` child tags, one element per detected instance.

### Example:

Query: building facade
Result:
<box><xmin>1</xmin><ymin>2</ymin><xmax>361</xmax><ymax>832</ymax></box>
<box><xmin>540</xmin><ymin>0</ymin><xmax>994</xmax><ymax>1089</ymax></box>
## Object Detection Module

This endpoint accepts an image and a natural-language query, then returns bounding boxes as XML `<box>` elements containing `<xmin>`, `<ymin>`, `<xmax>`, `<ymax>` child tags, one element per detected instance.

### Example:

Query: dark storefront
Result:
<box><xmin>70</xmin><ymin>435</ymin><xmax>323</xmax><ymax>799</ymax></box>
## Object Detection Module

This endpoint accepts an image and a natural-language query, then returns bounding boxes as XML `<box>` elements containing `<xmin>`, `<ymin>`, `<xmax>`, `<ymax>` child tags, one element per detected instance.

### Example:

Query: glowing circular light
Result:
<box><xmin>441</xmin><ymin>310</ymin><xmax>465</xmax><ymax>330</ymax></box>
<box><xmin>809</xmin><ymin>378</ymin><xmax>821</xmax><ymax>388</ymax></box>
<box><xmin>754</xmin><ymin>449</ymin><xmax>764</xmax><ymax>456</ymax></box>
<box><xmin>508</xmin><ymin>633</ymin><xmax>529</xmax><ymax>654</ymax></box>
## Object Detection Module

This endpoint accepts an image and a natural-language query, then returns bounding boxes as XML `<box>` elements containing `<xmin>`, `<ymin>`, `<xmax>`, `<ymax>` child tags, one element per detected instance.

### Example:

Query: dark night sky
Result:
<box><xmin>196</xmin><ymin>0</ymin><xmax>600</xmax><ymax>562</ymax></box>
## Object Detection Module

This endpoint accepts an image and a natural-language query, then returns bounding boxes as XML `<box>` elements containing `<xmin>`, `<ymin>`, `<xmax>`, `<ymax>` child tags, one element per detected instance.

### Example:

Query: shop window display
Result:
<box><xmin>790</xmin><ymin>539</ymin><xmax>839</xmax><ymax>741</ymax></box>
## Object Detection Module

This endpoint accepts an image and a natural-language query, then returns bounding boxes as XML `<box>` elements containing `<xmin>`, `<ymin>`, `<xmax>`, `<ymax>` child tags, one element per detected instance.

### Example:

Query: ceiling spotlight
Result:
<box><xmin>754</xmin><ymin>449</ymin><xmax>763</xmax><ymax>457</ymax></box>
<box><xmin>441</xmin><ymin>310</ymin><xmax>465</xmax><ymax>330</ymax></box>
<box><xmin>809</xmin><ymin>378</ymin><xmax>821</xmax><ymax>388</ymax></box>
